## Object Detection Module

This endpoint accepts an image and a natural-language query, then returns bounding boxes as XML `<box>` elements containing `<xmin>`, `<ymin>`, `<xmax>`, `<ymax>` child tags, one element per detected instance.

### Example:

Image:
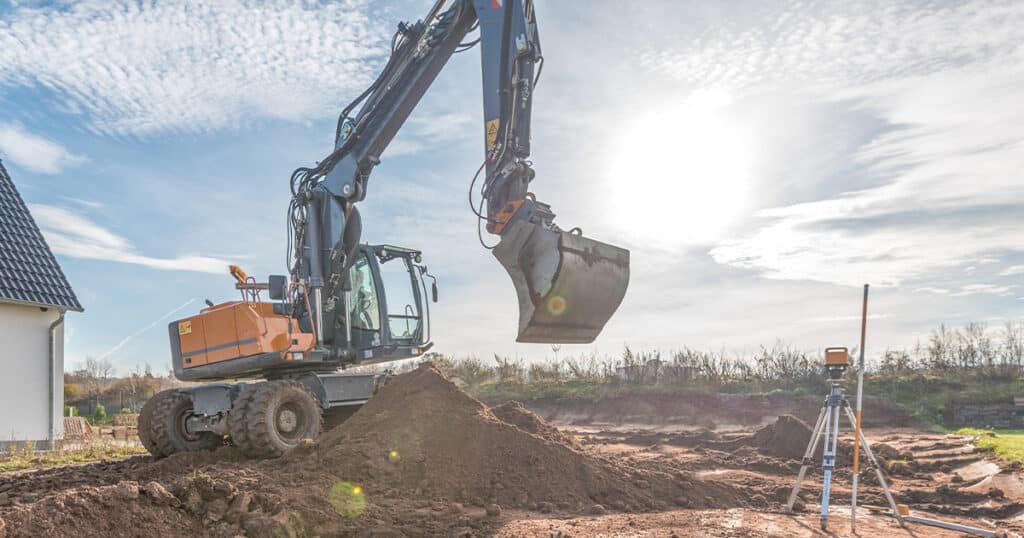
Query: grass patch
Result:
<box><xmin>327</xmin><ymin>481</ymin><xmax>366</xmax><ymax>518</ymax></box>
<box><xmin>0</xmin><ymin>440</ymin><xmax>148</xmax><ymax>473</ymax></box>
<box><xmin>956</xmin><ymin>428</ymin><xmax>1024</xmax><ymax>463</ymax></box>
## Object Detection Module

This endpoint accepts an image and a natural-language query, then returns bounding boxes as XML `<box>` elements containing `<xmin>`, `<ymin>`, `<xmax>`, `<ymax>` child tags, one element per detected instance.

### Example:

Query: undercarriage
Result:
<box><xmin>138</xmin><ymin>372</ymin><xmax>384</xmax><ymax>458</ymax></box>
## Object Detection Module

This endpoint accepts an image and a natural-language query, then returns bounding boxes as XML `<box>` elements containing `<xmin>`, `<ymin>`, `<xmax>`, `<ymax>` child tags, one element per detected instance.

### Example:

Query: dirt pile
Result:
<box><xmin>298</xmin><ymin>364</ymin><xmax>742</xmax><ymax>512</ymax></box>
<box><xmin>490</xmin><ymin>401</ymin><xmax>578</xmax><ymax>447</ymax></box>
<box><xmin>749</xmin><ymin>414</ymin><xmax>814</xmax><ymax>460</ymax></box>
<box><xmin>1</xmin><ymin>364</ymin><xmax>745</xmax><ymax>537</ymax></box>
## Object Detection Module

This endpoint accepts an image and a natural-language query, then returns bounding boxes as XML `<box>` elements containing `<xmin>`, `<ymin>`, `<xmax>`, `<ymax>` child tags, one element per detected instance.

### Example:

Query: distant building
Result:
<box><xmin>0</xmin><ymin>160</ymin><xmax>83</xmax><ymax>449</ymax></box>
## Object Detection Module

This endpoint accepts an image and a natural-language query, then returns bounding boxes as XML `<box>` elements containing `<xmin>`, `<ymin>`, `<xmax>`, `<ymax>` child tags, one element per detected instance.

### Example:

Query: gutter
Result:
<box><xmin>48</xmin><ymin>310</ymin><xmax>65</xmax><ymax>450</ymax></box>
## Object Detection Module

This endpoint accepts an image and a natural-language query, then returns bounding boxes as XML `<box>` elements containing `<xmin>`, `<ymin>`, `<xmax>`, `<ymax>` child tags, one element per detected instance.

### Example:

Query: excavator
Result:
<box><xmin>138</xmin><ymin>0</ymin><xmax>630</xmax><ymax>459</ymax></box>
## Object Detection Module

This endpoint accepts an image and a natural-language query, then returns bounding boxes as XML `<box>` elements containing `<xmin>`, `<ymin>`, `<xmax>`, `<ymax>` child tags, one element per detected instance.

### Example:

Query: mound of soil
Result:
<box><xmin>490</xmin><ymin>401</ymin><xmax>577</xmax><ymax>446</ymax></box>
<box><xmin>1</xmin><ymin>364</ymin><xmax>745</xmax><ymax>537</ymax></box>
<box><xmin>749</xmin><ymin>414</ymin><xmax>814</xmax><ymax>460</ymax></box>
<box><xmin>301</xmin><ymin>364</ymin><xmax>741</xmax><ymax>512</ymax></box>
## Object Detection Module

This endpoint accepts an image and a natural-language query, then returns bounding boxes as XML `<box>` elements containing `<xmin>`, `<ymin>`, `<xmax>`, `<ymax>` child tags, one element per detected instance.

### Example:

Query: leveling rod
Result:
<box><xmin>868</xmin><ymin>504</ymin><xmax>1010</xmax><ymax>538</ymax></box>
<box><xmin>851</xmin><ymin>283</ymin><xmax>868</xmax><ymax>529</ymax></box>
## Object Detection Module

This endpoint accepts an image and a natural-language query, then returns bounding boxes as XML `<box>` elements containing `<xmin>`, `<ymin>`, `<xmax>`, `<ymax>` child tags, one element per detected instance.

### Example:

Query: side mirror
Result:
<box><xmin>431</xmin><ymin>281</ymin><xmax>439</xmax><ymax>303</ymax></box>
<box><xmin>268</xmin><ymin>275</ymin><xmax>287</xmax><ymax>300</ymax></box>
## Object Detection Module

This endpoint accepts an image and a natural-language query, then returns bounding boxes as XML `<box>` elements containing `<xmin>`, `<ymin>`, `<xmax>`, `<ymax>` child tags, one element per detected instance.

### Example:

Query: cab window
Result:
<box><xmin>378</xmin><ymin>256</ymin><xmax>421</xmax><ymax>342</ymax></box>
<box><xmin>349</xmin><ymin>253</ymin><xmax>380</xmax><ymax>331</ymax></box>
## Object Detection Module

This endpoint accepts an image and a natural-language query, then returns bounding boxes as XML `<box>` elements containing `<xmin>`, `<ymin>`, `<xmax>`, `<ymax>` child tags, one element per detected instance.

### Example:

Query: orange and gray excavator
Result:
<box><xmin>139</xmin><ymin>0</ymin><xmax>630</xmax><ymax>458</ymax></box>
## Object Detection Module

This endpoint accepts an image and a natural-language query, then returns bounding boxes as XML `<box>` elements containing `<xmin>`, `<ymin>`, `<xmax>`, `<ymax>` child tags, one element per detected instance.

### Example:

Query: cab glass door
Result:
<box><xmin>377</xmin><ymin>256</ymin><xmax>423</xmax><ymax>344</ymax></box>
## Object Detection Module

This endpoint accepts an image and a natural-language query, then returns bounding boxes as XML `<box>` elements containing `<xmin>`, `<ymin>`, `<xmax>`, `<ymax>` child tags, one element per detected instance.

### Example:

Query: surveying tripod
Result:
<box><xmin>784</xmin><ymin>347</ymin><xmax>904</xmax><ymax>530</ymax></box>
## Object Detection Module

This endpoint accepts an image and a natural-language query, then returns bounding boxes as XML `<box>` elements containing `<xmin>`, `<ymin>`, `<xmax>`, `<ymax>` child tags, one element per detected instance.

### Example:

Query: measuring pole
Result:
<box><xmin>851</xmin><ymin>283</ymin><xmax>869</xmax><ymax>530</ymax></box>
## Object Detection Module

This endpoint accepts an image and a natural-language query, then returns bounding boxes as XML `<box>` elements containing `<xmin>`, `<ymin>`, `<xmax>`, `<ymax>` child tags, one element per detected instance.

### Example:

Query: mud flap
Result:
<box><xmin>493</xmin><ymin>220</ymin><xmax>630</xmax><ymax>343</ymax></box>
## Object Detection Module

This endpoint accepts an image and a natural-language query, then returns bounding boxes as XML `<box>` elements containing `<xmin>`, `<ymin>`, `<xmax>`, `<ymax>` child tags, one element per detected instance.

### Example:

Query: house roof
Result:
<box><xmin>0</xmin><ymin>160</ymin><xmax>83</xmax><ymax>312</ymax></box>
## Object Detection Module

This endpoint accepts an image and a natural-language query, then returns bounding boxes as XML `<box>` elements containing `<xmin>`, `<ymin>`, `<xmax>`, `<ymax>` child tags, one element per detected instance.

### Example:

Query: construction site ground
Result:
<box><xmin>1</xmin><ymin>365</ymin><xmax>1021</xmax><ymax>537</ymax></box>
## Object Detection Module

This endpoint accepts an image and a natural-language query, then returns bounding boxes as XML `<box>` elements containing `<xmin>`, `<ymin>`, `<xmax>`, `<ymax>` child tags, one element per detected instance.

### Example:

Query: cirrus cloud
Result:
<box><xmin>29</xmin><ymin>203</ymin><xmax>231</xmax><ymax>273</ymax></box>
<box><xmin>0</xmin><ymin>0</ymin><xmax>388</xmax><ymax>136</ymax></box>
<box><xmin>0</xmin><ymin>122</ymin><xmax>86</xmax><ymax>174</ymax></box>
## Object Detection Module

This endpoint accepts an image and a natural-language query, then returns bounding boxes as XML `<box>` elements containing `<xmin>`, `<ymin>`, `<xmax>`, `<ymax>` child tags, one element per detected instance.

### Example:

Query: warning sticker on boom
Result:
<box><xmin>486</xmin><ymin>119</ymin><xmax>499</xmax><ymax>150</ymax></box>
<box><xmin>178</xmin><ymin>321</ymin><xmax>192</xmax><ymax>335</ymax></box>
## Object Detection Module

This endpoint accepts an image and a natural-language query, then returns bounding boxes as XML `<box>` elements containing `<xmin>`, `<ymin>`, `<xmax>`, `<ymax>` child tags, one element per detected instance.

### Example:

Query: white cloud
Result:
<box><xmin>915</xmin><ymin>287</ymin><xmax>950</xmax><ymax>295</ymax></box>
<box><xmin>62</xmin><ymin>196</ymin><xmax>105</xmax><ymax>210</ymax></box>
<box><xmin>952</xmin><ymin>284</ymin><xmax>1016</xmax><ymax>297</ymax></box>
<box><xmin>1001</xmin><ymin>265</ymin><xmax>1024</xmax><ymax>276</ymax></box>
<box><xmin>641</xmin><ymin>0</ymin><xmax>1024</xmax><ymax>92</ymax></box>
<box><xmin>0</xmin><ymin>0</ymin><xmax>387</xmax><ymax>136</ymax></box>
<box><xmin>0</xmin><ymin>123</ymin><xmax>86</xmax><ymax>174</ymax></box>
<box><xmin>636</xmin><ymin>0</ymin><xmax>1024</xmax><ymax>288</ymax></box>
<box><xmin>29</xmin><ymin>203</ymin><xmax>231</xmax><ymax>273</ymax></box>
<box><xmin>806</xmin><ymin>313</ymin><xmax>890</xmax><ymax>323</ymax></box>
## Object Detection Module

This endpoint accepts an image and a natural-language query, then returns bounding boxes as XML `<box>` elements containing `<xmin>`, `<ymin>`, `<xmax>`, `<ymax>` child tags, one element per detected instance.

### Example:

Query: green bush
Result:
<box><xmin>92</xmin><ymin>403</ymin><xmax>107</xmax><ymax>423</ymax></box>
<box><xmin>119</xmin><ymin>408</ymin><xmax>132</xmax><ymax>414</ymax></box>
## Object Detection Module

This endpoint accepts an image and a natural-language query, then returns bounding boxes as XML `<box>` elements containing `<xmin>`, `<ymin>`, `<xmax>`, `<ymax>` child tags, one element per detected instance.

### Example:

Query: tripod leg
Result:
<box><xmin>844</xmin><ymin>406</ymin><xmax>905</xmax><ymax>527</ymax></box>
<box><xmin>820</xmin><ymin>403</ymin><xmax>841</xmax><ymax>530</ymax></box>
<box><xmin>786</xmin><ymin>406</ymin><xmax>828</xmax><ymax>512</ymax></box>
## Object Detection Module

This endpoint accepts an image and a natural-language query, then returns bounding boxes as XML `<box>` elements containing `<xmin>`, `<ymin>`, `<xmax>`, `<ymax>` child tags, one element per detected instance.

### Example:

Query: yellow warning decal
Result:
<box><xmin>485</xmin><ymin>118</ymin><xmax>499</xmax><ymax>150</ymax></box>
<box><xmin>178</xmin><ymin>321</ymin><xmax>192</xmax><ymax>336</ymax></box>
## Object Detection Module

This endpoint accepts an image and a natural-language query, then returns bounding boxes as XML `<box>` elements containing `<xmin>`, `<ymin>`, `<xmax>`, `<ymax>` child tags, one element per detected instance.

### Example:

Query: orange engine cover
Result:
<box><xmin>173</xmin><ymin>301</ymin><xmax>313</xmax><ymax>369</ymax></box>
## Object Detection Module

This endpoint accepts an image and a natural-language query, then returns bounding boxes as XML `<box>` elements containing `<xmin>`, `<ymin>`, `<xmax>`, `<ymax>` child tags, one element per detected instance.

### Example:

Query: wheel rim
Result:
<box><xmin>276</xmin><ymin>402</ymin><xmax>307</xmax><ymax>443</ymax></box>
<box><xmin>176</xmin><ymin>407</ymin><xmax>202</xmax><ymax>442</ymax></box>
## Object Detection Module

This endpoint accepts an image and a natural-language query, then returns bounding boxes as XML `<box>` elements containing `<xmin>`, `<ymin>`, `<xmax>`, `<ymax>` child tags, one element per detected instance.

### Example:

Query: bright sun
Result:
<box><xmin>609</xmin><ymin>89</ymin><xmax>752</xmax><ymax>247</ymax></box>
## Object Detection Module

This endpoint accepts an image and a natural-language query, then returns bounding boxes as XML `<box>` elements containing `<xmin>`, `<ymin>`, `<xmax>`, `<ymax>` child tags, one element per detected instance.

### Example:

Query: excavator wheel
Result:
<box><xmin>138</xmin><ymin>389</ymin><xmax>176</xmax><ymax>458</ymax></box>
<box><xmin>227</xmin><ymin>383</ymin><xmax>259</xmax><ymax>450</ymax></box>
<box><xmin>233</xmin><ymin>380</ymin><xmax>322</xmax><ymax>458</ymax></box>
<box><xmin>149</xmin><ymin>389</ymin><xmax>222</xmax><ymax>457</ymax></box>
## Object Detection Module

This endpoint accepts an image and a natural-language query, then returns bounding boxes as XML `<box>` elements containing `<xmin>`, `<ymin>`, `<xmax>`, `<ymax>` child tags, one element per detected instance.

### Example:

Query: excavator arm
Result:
<box><xmin>289</xmin><ymin>0</ymin><xmax>629</xmax><ymax>346</ymax></box>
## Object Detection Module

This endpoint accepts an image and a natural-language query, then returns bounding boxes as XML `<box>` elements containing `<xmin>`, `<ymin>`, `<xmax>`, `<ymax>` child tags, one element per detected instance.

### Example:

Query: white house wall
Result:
<box><xmin>0</xmin><ymin>302</ymin><xmax>62</xmax><ymax>444</ymax></box>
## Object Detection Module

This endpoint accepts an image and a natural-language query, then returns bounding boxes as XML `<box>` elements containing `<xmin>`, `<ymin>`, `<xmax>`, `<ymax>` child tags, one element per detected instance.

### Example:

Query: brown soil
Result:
<box><xmin>746</xmin><ymin>414</ymin><xmax>814</xmax><ymax>460</ymax></box>
<box><xmin>0</xmin><ymin>364</ymin><xmax>743</xmax><ymax>537</ymax></box>
<box><xmin>298</xmin><ymin>364</ymin><xmax>744</xmax><ymax>513</ymax></box>
<box><xmin>517</xmin><ymin>390</ymin><xmax>913</xmax><ymax>429</ymax></box>
<box><xmin>0</xmin><ymin>366</ymin><xmax>1018</xmax><ymax>537</ymax></box>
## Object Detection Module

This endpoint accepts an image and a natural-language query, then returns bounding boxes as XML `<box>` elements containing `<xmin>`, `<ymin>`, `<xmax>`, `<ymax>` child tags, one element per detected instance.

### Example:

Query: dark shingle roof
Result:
<box><xmin>0</xmin><ymin>160</ymin><xmax>83</xmax><ymax>312</ymax></box>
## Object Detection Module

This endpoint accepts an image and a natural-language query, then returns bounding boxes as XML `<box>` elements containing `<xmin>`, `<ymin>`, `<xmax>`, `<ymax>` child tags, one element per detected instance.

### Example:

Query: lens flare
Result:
<box><xmin>328</xmin><ymin>481</ymin><xmax>366</xmax><ymax>518</ymax></box>
<box><xmin>389</xmin><ymin>450</ymin><xmax>400</xmax><ymax>462</ymax></box>
<box><xmin>546</xmin><ymin>295</ymin><xmax>567</xmax><ymax>316</ymax></box>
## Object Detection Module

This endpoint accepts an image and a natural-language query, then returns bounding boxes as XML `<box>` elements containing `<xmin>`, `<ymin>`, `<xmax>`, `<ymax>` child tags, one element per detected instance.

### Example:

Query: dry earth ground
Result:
<box><xmin>0</xmin><ymin>365</ymin><xmax>1020</xmax><ymax>537</ymax></box>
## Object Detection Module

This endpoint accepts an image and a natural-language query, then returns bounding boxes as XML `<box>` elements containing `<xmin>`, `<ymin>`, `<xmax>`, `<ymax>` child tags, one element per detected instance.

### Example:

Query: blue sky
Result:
<box><xmin>1</xmin><ymin>0</ymin><xmax>1021</xmax><ymax>374</ymax></box>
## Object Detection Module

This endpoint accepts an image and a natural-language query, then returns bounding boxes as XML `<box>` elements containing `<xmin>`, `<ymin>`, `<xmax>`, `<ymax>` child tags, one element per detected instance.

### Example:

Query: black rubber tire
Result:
<box><xmin>138</xmin><ymin>389</ymin><xmax>177</xmax><ymax>458</ymax></box>
<box><xmin>150</xmin><ymin>389</ymin><xmax>222</xmax><ymax>457</ymax></box>
<box><xmin>227</xmin><ymin>383</ymin><xmax>259</xmax><ymax>449</ymax></box>
<box><xmin>235</xmin><ymin>380</ymin><xmax>322</xmax><ymax>458</ymax></box>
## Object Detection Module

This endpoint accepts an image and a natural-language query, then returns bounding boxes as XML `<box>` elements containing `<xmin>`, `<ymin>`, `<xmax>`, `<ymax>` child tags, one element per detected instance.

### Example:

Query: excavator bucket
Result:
<box><xmin>493</xmin><ymin>220</ymin><xmax>630</xmax><ymax>343</ymax></box>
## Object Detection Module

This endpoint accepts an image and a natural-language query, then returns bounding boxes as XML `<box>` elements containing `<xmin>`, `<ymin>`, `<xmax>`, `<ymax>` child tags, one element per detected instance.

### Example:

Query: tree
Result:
<box><xmin>76</xmin><ymin>357</ymin><xmax>115</xmax><ymax>414</ymax></box>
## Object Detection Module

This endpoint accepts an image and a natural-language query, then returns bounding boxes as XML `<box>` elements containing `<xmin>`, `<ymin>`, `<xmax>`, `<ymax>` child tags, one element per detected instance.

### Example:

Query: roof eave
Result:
<box><xmin>0</xmin><ymin>297</ymin><xmax>84</xmax><ymax>313</ymax></box>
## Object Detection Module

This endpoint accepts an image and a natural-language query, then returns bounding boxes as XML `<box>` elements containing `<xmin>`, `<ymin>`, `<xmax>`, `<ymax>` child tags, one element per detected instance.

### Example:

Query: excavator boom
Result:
<box><xmin>290</xmin><ymin>0</ymin><xmax>629</xmax><ymax>345</ymax></box>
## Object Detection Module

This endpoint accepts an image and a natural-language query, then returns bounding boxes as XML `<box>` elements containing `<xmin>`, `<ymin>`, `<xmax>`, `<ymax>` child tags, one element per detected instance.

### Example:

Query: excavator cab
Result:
<box><xmin>169</xmin><ymin>243</ymin><xmax>435</xmax><ymax>382</ymax></box>
<box><xmin>333</xmin><ymin>244</ymin><xmax>436</xmax><ymax>364</ymax></box>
